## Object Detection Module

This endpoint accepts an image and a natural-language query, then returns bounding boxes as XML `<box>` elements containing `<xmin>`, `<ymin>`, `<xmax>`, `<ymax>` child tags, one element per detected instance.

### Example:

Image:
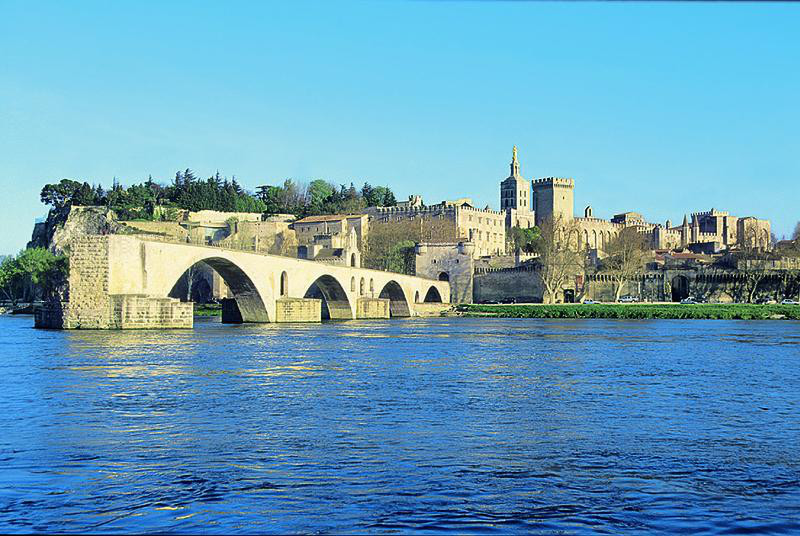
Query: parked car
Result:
<box><xmin>756</xmin><ymin>298</ymin><xmax>777</xmax><ymax>305</ymax></box>
<box><xmin>583</xmin><ymin>299</ymin><xmax>599</xmax><ymax>305</ymax></box>
<box><xmin>781</xmin><ymin>299</ymin><xmax>799</xmax><ymax>305</ymax></box>
<box><xmin>618</xmin><ymin>296</ymin><xmax>638</xmax><ymax>303</ymax></box>
<box><xmin>680</xmin><ymin>297</ymin><xmax>698</xmax><ymax>304</ymax></box>
<box><xmin>499</xmin><ymin>297</ymin><xmax>517</xmax><ymax>304</ymax></box>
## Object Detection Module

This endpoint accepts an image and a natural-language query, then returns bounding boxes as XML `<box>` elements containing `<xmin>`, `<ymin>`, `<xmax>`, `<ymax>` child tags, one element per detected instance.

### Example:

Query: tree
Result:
<box><xmin>509</xmin><ymin>226</ymin><xmax>541</xmax><ymax>253</ymax></box>
<box><xmin>363</xmin><ymin>217</ymin><xmax>458</xmax><ymax>274</ymax></box>
<box><xmin>724</xmin><ymin>225</ymin><xmax>778</xmax><ymax>303</ymax></box>
<box><xmin>0</xmin><ymin>248</ymin><xmax>68</xmax><ymax>303</ymax></box>
<box><xmin>40</xmin><ymin>179</ymin><xmax>97</xmax><ymax>209</ymax></box>
<box><xmin>373</xmin><ymin>186</ymin><xmax>396</xmax><ymax>207</ymax></box>
<box><xmin>600</xmin><ymin>227</ymin><xmax>651</xmax><ymax>301</ymax></box>
<box><xmin>534</xmin><ymin>216</ymin><xmax>586</xmax><ymax>304</ymax></box>
<box><xmin>306</xmin><ymin>180</ymin><xmax>336</xmax><ymax>215</ymax></box>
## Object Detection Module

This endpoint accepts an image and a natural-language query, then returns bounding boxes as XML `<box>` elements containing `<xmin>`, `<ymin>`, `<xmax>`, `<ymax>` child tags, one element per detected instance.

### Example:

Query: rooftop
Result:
<box><xmin>294</xmin><ymin>214</ymin><xmax>364</xmax><ymax>224</ymax></box>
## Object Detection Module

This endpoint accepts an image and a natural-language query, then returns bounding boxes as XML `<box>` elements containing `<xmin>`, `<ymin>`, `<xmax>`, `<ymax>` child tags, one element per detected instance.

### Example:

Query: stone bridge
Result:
<box><xmin>43</xmin><ymin>235</ymin><xmax>450</xmax><ymax>329</ymax></box>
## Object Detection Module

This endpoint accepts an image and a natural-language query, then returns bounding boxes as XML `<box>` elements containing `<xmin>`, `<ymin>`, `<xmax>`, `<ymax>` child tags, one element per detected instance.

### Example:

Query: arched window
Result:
<box><xmin>350</xmin><ymin>253</ymin><xmax>357</xmax><ymax>267</ymax></box>
<box><xmin>415</xmin><ymin>291</ymin><xmax>420</xmax><ymax>303</ymax></box>
<box><xmin>280</xmin><ymin>271</ymin><xmax>288</xmax><ymax>297</ymax></box>
<box><xmin>359</xmin><ymin>277</ymin><xmax>365</xmax><ymax>296</ymax></box>
<box><xmin>369</xmin><ymin>279</ymin><xmax>374</xmax><ymax>294</ymax></box>
<box><xmin>350</xmin><ymin>276</ymin><xmax>356</xmax><ymax>292</ymax></box>
<box><xmin>438</xmin><ymin>272</ymin><xmax>450</xmax><ymax>282</ymax></box>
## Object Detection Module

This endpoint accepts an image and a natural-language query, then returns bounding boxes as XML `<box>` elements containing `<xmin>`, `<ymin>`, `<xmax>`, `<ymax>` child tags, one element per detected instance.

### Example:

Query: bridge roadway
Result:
<box><xmin>54</xmin><ymin>235</ymin><xmax>450</xmax><ymax>328</ymax></box>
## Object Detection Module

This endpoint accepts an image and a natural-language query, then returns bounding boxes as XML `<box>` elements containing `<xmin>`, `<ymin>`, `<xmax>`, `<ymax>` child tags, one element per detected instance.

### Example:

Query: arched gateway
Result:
<box><xmin>671</xmin><ymin>275</ymin><xmax>690</xmax><ymax>302</ymax></box>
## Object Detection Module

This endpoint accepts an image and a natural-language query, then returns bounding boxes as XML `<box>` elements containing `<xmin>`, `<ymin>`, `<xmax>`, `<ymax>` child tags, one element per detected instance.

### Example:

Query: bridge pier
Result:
<box><xmin>356</xmin><ymin>298</ymin><xmax>391</xmax><ymax>319</ymax></box>
<box><xmin>276</xmin><ymin>298</ymin><xmax>322</xmax><ymax>322</ymax></box>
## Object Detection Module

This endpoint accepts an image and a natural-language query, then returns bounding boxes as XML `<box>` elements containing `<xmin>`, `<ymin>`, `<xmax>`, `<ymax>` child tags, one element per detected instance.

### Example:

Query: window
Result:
<box><xmin>280</xmin><ymin>271</ymin><xmax>288</xmax><ymax>297</ymax></box>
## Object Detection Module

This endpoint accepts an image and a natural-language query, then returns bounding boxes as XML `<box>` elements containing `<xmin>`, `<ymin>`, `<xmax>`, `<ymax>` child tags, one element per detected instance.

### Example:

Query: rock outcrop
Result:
<box><xmin>28</xmin><ymin>205</ymin><xmax>121</xmax><ymax>255</ymax></box>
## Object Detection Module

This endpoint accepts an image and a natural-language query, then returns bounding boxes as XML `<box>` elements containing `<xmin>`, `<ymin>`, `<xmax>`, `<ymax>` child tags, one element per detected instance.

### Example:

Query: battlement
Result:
<box><xmin>573</xmin><ymin>217</ymin><xmax>625</xmax><ymax>228</ymax></box>
<box><xmin>369</xmin><ymin>202</ymin><xmax>502</xmax><ymax>217</ymax></box>
<box><xmin>532</xmin><ymin>177</ymin><xmax>574</xmax><ymax>188</ymax></box>
<box><xmin>370</xmin><ymin>204</ymin><xmax>457</xmax><ymax>215</ymax></box>
<box><xmin>457</xmin><ymin>204</ymin><xmax>504</xmax><ymax>216</ymax></box>
<box><xmin>691</xmin><ymin>208</ymin><xmax>729</xmax><ymax>218</ymax></box>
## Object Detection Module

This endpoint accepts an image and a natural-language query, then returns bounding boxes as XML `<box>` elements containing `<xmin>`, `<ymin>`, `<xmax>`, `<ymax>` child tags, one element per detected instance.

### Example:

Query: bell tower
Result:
<box><xmin>500</xmin><ymin>146</ymin><xmax>530</xmax><ymax>213</ymax></box>
<box><xmin>500</xmin><ymin>146</ymin><xmax>535</xmax><ymax>231</ymax></box>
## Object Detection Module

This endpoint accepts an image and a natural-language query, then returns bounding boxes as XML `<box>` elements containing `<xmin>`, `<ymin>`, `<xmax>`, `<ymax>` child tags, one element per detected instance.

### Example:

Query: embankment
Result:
<box><xmin>456</xmin><ymin>303</ymin><xmax>800</xmax><ymax>320</ymax></box>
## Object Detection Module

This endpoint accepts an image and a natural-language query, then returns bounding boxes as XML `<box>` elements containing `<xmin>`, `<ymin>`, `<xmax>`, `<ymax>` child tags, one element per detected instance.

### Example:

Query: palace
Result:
<box><xmin>503</xmin><ymin>147</ymin><xmax>771</xmax><ymax>254</ymax></box>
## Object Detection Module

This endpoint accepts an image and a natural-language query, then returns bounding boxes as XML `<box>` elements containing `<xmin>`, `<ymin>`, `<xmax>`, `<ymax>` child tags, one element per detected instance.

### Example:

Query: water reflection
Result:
<box><xmin>1</xmin><ymin>315</ymin><xmax>800</xmax><ymax>533</ymax></box>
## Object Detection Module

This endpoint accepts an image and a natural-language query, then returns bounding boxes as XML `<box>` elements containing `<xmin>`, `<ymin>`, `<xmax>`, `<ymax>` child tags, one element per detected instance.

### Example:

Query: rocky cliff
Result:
<box><xmin>28</xmin><ymin>206</ymin><xmax>121</xmax><ymax>255</ymax></box>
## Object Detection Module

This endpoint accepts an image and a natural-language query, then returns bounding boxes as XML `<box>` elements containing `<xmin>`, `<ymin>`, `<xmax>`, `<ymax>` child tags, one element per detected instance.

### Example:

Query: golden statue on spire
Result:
<box><xmin>512</xmin><ymin>145</ymin><xmax>518</xmax><ymax>162</ymax></box>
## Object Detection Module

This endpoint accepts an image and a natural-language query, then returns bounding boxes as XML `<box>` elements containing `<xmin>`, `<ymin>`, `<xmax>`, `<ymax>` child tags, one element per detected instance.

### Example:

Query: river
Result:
<box><xmin>1</xmin><ymin>315</ymin><xmax>799</xmax><ymax>533</ymax></box>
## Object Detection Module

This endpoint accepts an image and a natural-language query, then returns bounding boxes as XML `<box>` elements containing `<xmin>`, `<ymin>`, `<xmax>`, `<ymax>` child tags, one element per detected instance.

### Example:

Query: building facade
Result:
<box><xmin>366</xmin><ymin>199</ymin><xmax>506</xmax><ymax>258</ymax></box>
<box><xmin>503</xmin><ymin>148</ymin><xmax>772</xmax><ymax>254</ymax></box>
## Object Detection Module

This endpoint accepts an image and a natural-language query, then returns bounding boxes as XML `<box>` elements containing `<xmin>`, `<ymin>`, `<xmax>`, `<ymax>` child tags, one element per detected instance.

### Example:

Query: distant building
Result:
<box><xmin>415</xmin><ymin>242</ymin><xmax>475</xmax><ymax>303</ymax></box>
<box><xmin>366</xmin><ymin>199</ymin><xmax>505</xmax><ymax>258</ymax></box>
<box><xmin>505</xmin><ymin>148</ymin><xmax>772</xmax><ymax>253</ymax></box>
<box><xmin>292</xmin><ymin>214</ymin><xmax>368</xmax><ymax>251</ymax></box>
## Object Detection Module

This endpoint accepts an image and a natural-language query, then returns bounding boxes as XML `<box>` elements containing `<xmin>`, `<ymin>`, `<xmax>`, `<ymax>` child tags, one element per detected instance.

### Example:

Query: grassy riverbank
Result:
<box><xmin>194</xmin><ymin>303</ymin><xmax>222</xmax><ymax>317</ymax></box>
<box><xmin>456</xmin><ymin>303</ymin><xmax>800</xmax><ymax>320</ymax></box>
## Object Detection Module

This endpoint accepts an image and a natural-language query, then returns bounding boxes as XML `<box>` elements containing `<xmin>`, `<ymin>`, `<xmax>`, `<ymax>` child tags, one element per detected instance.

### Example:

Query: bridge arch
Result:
<box><xmin>168</xmin><ymin>257</ymin><xmax>270</xmax><ymax>322</ymax></box>
<box><xmin>424</xmin><ymin>286</ymin><xmax>442</xmax><ymax>303</ymax></box>
<box><xmin>379</xmin><ymin>280</ymin><xmax>411</xmax><ymax>317</ymax></box>
<box><xmin>304</xmin><ymin>275</ymin><xmax>353</xmax><ymax>320</ymax></box>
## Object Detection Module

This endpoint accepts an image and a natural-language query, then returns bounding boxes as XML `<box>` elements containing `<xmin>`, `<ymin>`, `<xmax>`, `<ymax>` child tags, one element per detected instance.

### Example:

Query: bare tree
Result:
<box><xmin>362</xmin><ymin>217</ymin><xmax>459</xmax><ymax>274</ymax></box>
<box><xmin>534</xmin><ymin>216</ymin><xmax>585</xmax><ymax>304</ymax></box>
<box><xmin>600</xmin><ymin>227</ymin><xmax>651</xmax><ymax>301</ymax></box>
<box><xmin>728</xmin><ymin>225</ymin><xmax>776</xmax><ymax>303</ymax></box>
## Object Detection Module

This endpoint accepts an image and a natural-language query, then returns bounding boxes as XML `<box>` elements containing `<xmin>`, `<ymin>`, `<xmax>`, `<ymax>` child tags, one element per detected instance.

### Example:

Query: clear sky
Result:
<box><xmin>1</xmin><ymin>1</ymin><xmax>798</xmax><ymax>254</ymax></box>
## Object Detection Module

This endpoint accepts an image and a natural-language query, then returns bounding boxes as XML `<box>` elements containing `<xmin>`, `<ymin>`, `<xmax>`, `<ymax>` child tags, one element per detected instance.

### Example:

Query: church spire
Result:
<box><xmin>510</xmin><ymin>145</ymin><xmax>520</xmax><ymax>177</ymax></box>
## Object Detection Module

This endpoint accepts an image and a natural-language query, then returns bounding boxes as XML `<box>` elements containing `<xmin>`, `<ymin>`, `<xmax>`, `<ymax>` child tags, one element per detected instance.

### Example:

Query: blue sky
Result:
<box><xmin>1</xmin><ymin>1</ymin><xmax>798</xmax><ymax>253</ymax></box>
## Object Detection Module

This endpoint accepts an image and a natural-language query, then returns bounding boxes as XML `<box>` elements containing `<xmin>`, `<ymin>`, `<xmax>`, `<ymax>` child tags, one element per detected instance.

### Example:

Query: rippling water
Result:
<box><xmin>1</xmin><ymin>315</ymin><xmax>800</xmax><ymax>534</ymax></box>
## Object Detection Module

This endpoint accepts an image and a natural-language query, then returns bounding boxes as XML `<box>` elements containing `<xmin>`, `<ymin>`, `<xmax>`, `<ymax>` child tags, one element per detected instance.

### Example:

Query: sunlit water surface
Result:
<box><xmin>1</xmin><ymin>315</ymin><xmax>799</xmax><ymax>534</ymax></box>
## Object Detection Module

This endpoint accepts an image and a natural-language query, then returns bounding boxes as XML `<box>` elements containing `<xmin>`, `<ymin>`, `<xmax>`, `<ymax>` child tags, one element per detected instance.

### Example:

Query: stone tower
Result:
<box><xmin>532</xmin><ymin>177</ymin><xmax>575</xmax><ymax>226</ymax></box>
<box><xmin>500</xmin><ymin>146</ymin><xmax>535</xmax><ymax>229</ymax></box>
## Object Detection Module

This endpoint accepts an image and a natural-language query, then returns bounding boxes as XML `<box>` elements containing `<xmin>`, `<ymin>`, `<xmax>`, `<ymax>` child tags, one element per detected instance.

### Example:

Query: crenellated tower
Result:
<box><xmin>532</xmin><ymin>177</ymin><xmax>575</xmax><ymax>226</ymax></box>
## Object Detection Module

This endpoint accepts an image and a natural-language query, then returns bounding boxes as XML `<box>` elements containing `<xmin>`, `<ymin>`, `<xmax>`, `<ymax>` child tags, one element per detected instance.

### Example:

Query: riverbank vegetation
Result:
<box><xmin>456</xmin><ymin>303</ymin><xmax>800</xmax><ymax>320</ymax></box>
<box><xmin>0</xmin><ymin>248</ymin><xmax>67</xmax><ymax>304</ymax></box>
<box><xmin>193</xmin><ymin>303</ymin><xmax>222</xmax><ymax>317</ymax></box>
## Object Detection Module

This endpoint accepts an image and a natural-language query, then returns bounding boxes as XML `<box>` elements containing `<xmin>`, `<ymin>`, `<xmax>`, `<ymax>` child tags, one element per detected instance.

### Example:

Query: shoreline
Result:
<box><xmin>453</xmin><ymin>303</ymin><xmax>800</xmax><ymax>320</ymax></box>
